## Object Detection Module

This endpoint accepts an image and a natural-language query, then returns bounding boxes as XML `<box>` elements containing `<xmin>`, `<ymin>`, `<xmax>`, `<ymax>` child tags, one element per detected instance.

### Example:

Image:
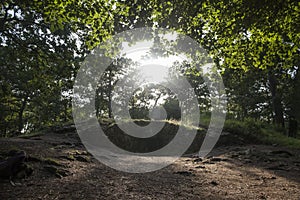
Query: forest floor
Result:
<box><xmin>0</xmin><ymin>129</ymin><xmax>300</xmax><ymax>200</ymax></box>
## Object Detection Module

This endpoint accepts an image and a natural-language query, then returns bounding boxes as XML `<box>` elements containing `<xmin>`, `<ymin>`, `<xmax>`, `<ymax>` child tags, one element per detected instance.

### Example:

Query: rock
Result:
<box><xmin>44</xmin><ymin>166</ymin><xmax>71</xmax><ymax>178</ymax></box>
<box><xmin>73</xmin><ymin>150</ymin><xmax>82</xmax><ymax>155</ymax></box>
<box><xmin>0</xmin><ymin>151</ymin><xmax>27</xmax><ymax>179</ymax></box>
<box><xmin>15</xmin><ymin>163</ymin><xmax>33</xmax><ymax>179</ymax></box>
<box><xmin>79</xmin><ymin>151</ymin><xmax>91</xmax><ymax>156</ymax></box>
<box><xmin>195</xmin><ymin>165</ymin><xmax>205</xmax><ymax>169</ymax></box>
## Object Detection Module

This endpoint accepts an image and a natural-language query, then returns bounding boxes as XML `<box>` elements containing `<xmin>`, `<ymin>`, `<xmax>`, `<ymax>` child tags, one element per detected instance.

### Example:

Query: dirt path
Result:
<box><xmin>0</xmin><ymin>131</ymin><xmax>300</xmax><ymax>199</ymax></box>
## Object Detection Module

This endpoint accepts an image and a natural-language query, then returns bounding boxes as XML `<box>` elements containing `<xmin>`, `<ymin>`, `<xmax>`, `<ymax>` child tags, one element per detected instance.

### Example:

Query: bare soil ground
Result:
<box><xmin>0</xmin><ymin>131</ymin><xmax>300</xmax><ymax>200</ymax></box>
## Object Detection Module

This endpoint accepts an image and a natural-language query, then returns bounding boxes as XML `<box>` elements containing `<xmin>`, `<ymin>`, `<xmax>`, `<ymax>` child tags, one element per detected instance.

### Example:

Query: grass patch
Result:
<box><xmin>223</xmin><ymin>118</ymin><xmax>300</xmax><ymax>148</ymax></box>
<box><xmin>199</xmin><ymin>112</ymin><xmax>211</xmax><ymax>127</ymax></box>
<box><xmin>261</xmin><ymin>128</ymin><xmax>300</xmax><ymax>148</ymax></box>
<box><xmin>114</xmin><ymin>118</ymin><xmax>204</xmax><ymax>131</ymax></box>
<box><xmin>99</xmin><ymin>117</ymin><xmax>116</xmax><ymax>125</ymax></box>
<box><xmin>100</xmin><ymin>116</ymin><xmax>300</xmax><ymax>149</ymax></box>
<box><xmin>224</xmin><ymin>118</ymin><xmax>262</xmax><ymax>135</ymax></box>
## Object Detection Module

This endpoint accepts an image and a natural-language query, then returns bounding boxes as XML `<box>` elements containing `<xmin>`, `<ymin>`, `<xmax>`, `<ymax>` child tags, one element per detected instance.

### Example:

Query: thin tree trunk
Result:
<box><xmin>108</xmin><ymin>69</ymin><xmax>113</xmax><ymax>119</ymax></box>
<box><xmin>268</xmin><ymin>70</ymin><xmax>284</xmax><ymax>128</ymax></box>
<box><xmin>18</xmin><ymin>99</ymin><xmax>27</xmax><ymax>133</ymax></box>
<box><xmin>153</xmin><ymin>93</ymin><xmax>162</xmax><ymax>108</ymax></box>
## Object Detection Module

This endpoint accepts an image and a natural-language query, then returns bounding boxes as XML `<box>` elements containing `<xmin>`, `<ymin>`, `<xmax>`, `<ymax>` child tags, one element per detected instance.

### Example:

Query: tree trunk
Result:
<box><xmin>153</xmin><ymin>93</ymin><xmax>162</xmax><ymax>108</ymax></box>
<box><xmin>268</xmin><ymin>71</ymin><xmax>284</xmax><ymax>128</ymax></box>
<box><xmin>108</xmin><ymin>93</ymin><xmax>112</xmax><ymax>118</ymax></box>
<box><xmin>108</xmin><ymin>69</ymin><xmax>113</xmax><ymax>119</ymax></box>
<box><xmin>287</xmin><ymin>67</ymin><xmax>300</xmax><ymax>137</ymax></box>
<box><xmin>95</xmin><ymin>87</ymin><xmax>102</xmax><ymax>118</ymax></box>
<box><xmin>288</xmin><ymin>117</ymin><xmax>297</xmax><ymax>137</ymax></box>
<box><xmin>18</xmin><ymin>99</ymin><xmax>27</xmax><ymax>133</ymax></box>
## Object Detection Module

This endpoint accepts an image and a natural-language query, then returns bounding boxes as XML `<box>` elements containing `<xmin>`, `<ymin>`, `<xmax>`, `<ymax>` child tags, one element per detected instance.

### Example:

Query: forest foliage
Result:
<box><xmin>0</xmin><ymin>0</ymin><xmax>299</xmax><ymax>137</ymax></box>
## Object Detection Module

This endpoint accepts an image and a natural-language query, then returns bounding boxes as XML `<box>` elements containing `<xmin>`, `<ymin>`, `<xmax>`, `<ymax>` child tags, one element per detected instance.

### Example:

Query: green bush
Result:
<box><xmin>223</xmin><ymin>118</ymin><xmax>262</xmax><ymax>136</ymax></box>
<box><xmin>222</xmin><ymin>117</ymin><xmax>300</xmax><ymax>148</ymax></box>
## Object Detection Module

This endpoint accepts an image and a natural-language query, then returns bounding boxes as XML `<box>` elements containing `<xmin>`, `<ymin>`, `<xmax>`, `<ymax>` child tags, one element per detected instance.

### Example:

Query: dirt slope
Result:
<box><xmin>0</xmin><ymin>130</ymin><xmax>300</xmax><ymax>200</ymax></box>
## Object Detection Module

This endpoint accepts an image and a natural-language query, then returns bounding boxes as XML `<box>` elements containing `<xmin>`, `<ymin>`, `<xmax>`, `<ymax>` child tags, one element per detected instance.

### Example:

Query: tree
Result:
<box><xmin>223</xmin><ymin>67</ymin><xmax>272</xmax><ymax>121</ymax></box>
<box><xmin>2</xmin><ymin>0</ymin><xmax>299</xmax><ymax>135</ymax></box>
<box><xmin>147</xmin><ymin>0</ymin><xmax>300</xmax><ymax>128</ymax></box>
<box><xmin>95</xmin><ymin>57</ymin><xmax>137</xmax><ymax>118</ymax></box>
<box><xmin>195</xmin><ymin>0</ymin><xmax>299</xmax><ymax>128</ymax></box>
<box><xmin>0</xmin><ymin>0</ymin><xmax>81</xmax><ymax>134</ymax></box>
